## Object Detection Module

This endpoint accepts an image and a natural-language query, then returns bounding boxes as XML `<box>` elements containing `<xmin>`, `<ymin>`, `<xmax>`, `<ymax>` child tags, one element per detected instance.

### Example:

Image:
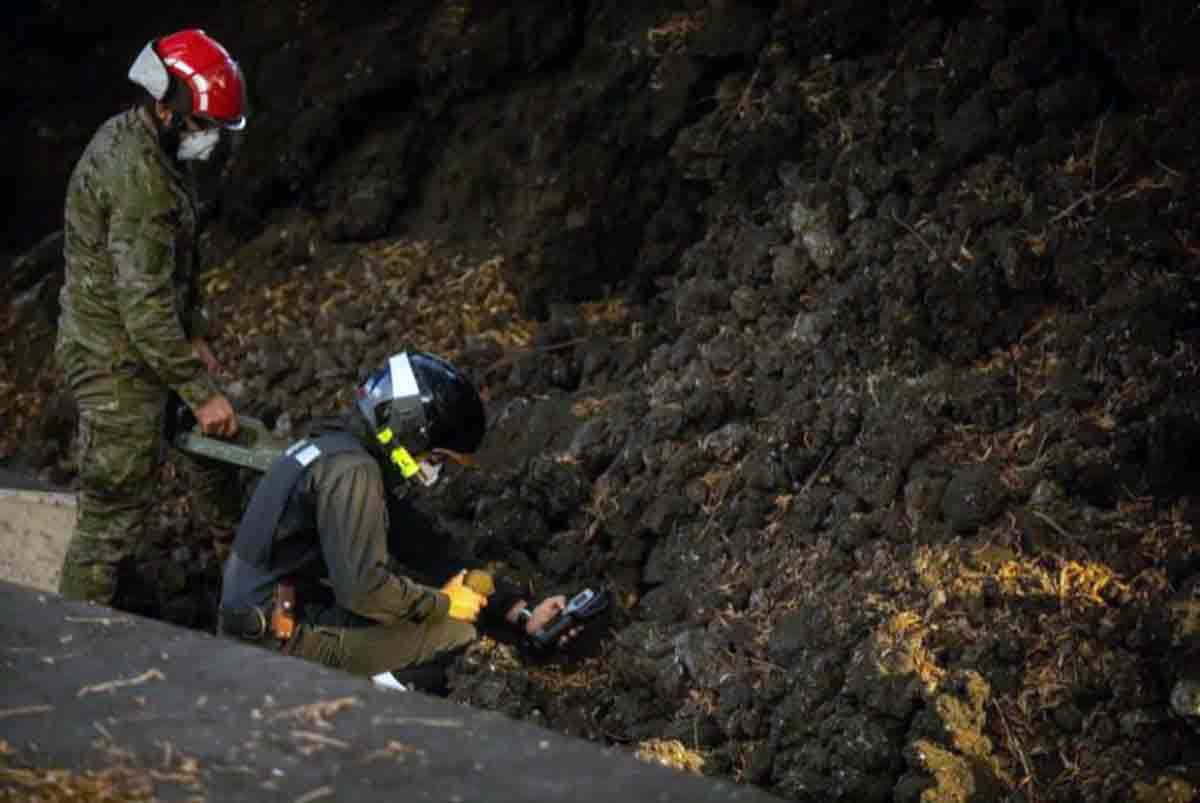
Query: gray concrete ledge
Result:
<box><xmin>0</xmin><ymin>581</ymin><xmax>781</xmax><ymax>802</ymax></box>
<box><xmin>0</xmin><ymin>483</ymin><xmax>74</xmax><ymax>591</ymax></box>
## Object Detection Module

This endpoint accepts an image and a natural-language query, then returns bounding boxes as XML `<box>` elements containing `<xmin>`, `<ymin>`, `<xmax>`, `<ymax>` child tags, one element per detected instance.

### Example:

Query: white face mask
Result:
<box><xmin>415</xmin><ymin>457</ymin><xmax>443</xmax><ymax>488</ymax></box>
<box><xmin>177</xmin><ymin>128</ymin><xmax>220</xmax><ymax>161</ymax></box>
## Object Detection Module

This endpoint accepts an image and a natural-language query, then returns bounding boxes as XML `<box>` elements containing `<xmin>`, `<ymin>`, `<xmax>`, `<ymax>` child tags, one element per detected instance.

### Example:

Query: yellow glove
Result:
<box><xmin>441</xmin><ymin>570</ymin><xmax>486</xmax><ymax>623</ymax></box>
<box><xmin>464</xmin><ymin>569</ymin><xmax>495</xmax><ymax>596</ymax></box>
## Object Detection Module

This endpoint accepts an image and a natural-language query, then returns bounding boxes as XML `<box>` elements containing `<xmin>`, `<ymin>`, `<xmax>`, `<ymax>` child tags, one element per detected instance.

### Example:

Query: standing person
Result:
<box><xmin>218</xmin><ymin>351</ymin><xmax>574</xmax><ymax>693</ymax></box>
<box><xmin>56</xmin><ymin>30</ymin><xmax>248</xmax><ymax>604</ymax></box>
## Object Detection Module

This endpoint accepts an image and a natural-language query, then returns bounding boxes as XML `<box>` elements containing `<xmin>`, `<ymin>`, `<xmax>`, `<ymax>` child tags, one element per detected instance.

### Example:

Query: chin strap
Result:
<box><xmin>377</xmin><ymin>427</ymin><xmax>475</xmax><ymax>488</ymax></box>
<box><xmin>377</xmin><ymin>427</ymin><xmax>420</xmax><ymax>479</ymax></box>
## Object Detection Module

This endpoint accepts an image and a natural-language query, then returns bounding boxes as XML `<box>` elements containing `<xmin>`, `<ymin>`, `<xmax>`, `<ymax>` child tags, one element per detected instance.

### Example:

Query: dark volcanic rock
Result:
<box><xmin>940</xmin><ymin>465</ymin><xmax>1007</xmax><ymax>533</ymax></box>
<box><xmin>6</xmin><ymin>4</ymin><xmax>1200</xmax><ymax>802</ymax></box>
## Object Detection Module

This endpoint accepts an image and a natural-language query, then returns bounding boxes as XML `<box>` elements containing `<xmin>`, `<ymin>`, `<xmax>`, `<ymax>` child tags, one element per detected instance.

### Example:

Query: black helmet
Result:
<box><xmin>355</xmin><ymin>352</ymin><xmax>486</xmax><ymax>460</ymax></box>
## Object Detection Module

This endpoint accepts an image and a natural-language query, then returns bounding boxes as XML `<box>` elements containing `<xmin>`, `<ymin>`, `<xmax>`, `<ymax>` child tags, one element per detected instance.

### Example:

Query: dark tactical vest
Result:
<box><xmin>220</xmin><ymin>431</ymin><xmax>363</xmax><ymax>610</ymax></box>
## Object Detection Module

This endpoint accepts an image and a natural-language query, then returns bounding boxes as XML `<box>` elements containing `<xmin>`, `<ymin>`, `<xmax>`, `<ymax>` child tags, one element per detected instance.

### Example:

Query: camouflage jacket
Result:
<box><xmin>57</xmin><ymin>106</ymin><xmax>217</xmax><ymax>409</ymax></box>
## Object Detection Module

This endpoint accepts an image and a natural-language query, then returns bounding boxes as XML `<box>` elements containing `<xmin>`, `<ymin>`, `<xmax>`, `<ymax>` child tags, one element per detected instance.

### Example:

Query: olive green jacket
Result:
<box><xmin>57</xmin><ymin>106</ymin><xmax>217</xmax><ymax>409</ymax></box>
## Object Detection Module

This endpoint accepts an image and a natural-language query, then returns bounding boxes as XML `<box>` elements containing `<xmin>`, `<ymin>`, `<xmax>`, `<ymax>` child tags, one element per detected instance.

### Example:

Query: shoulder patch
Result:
<box><xmin>287</xmin><ymin>441</ymin><xmax>322</xmax><ymax>467</ymax></box>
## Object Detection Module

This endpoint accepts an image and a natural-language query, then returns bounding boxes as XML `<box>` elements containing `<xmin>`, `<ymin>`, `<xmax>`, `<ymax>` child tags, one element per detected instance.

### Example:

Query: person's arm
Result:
<box><xmin>108</xmin><ymin>161</ymin><xmax>216</xmax><ymax>410</ymax></box>
<box><xmin>382</xmin><ymin>495</ymin><xmax>522</xmax><ymax>627</ymax></box>
<box><xmin>185</xmin><ymin>232</ymin><xmax>220</xmax><ymax>375</ymax></box>
<box><xmin>315</xmin><ymin>457</ymin><xmax>450</xmax><ymax>625</ymax></box>
<box><xmin>482</xmin><ymin>577</ymin><xmax>527</xmax><ymax>628</ymax></box>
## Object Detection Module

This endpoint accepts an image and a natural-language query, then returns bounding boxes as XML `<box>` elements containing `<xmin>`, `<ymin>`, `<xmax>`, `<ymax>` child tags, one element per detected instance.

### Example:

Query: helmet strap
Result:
<box><xmin>164</xmin><ymin>107</ymin><xmax>184</xmax><ymax>133</ymax></box>
<box><xmin>377</xmin><ymin>429</ymin><xmax>444</xmax><ymax>487</ymax></box>
<box><xmin>378</xmin><ymin>428</ymin><xmax>421</xmax><ymax>480</ymax></box>
<box><xmin>154</xmin><ymin>106</ymin><xmax>184</xmax><ymax>160</ymax></box>
<box><xmin>371</xmin><ymin>428</ymin><xmax>414</xmax><ymax>499</ymax></box>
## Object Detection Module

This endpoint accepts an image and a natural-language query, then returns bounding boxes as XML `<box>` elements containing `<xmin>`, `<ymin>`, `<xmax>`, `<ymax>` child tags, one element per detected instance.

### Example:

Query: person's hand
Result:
<box><xmin>191</xmin><ymin>337</ymin><xmax>224</xmax><ymax>376</ymax></box>
<box><xmin>194</xmin><ymin>392</ymin><xmax>239</xmax><ymax>438</ymax></box>
<box><xmin>442</xmin><ymin>570</ymin><xmax>486</xmax><ymax>623</ymax></box>
<box><xmin>521</xmin><ymin>596</ymin><xmax>583</xmax><ymax>646</ymax></box>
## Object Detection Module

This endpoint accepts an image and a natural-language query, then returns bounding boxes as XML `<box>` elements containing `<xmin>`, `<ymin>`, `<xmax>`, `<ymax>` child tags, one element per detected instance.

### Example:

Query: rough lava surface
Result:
<box><xmin>3</xmin><ymin>2</ymin><xmax>1200</xmax><ymax>801</ymax></box>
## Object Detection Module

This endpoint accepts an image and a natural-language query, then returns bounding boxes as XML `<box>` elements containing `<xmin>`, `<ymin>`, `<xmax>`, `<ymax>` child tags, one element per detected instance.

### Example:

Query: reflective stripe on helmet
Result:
<box><xmin>193</xmin><ymin>75</ymin><xmax>211</xmax><ymax>112</ymax></box>
<box><xmin>388</xmin><ymin>353</ymin><xmax>421</xmax><ymax>400</ymax></box>
<box><xmin>164</xmin><ymin>57</ymin><xmax>195</xmax><ymax>76</ymax></box>
<box><xmin>164</xmin><ymin>57</ymin><xmax>213</xmax><ymax>116</ymax></box>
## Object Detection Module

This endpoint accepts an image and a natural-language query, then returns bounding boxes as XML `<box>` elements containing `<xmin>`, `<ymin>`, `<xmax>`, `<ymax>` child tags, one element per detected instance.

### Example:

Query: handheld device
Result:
<box><xmin>529</xmin><ymin>587</ymin><xmax>609</xmax><ymax>650</ymax></box>
<box><xmin>164</xmin><ymin>392</ymin><xmax>286</xmax><ymax>472</ymax></box>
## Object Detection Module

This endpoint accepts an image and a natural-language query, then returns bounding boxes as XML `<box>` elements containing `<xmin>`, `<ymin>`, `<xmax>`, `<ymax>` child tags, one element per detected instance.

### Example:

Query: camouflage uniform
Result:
<box><xmin>56</xmin><ymin>106</ymin><xmax>239</xmax><ymax>604</ymax></box>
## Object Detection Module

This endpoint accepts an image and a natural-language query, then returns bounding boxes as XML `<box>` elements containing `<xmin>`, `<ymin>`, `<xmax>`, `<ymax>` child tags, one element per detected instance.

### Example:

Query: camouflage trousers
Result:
<box><xmin>57</xmin><ymin>348</ymin><xmax>241</xmax><ymax>605</ymax></box>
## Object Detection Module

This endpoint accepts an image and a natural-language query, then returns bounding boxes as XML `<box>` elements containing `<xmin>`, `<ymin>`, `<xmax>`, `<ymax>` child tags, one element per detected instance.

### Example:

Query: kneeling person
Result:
<box><xmin>218</xmin><ymin>351</ymin><xmax>567</xmax><ymax>690</ymax></box>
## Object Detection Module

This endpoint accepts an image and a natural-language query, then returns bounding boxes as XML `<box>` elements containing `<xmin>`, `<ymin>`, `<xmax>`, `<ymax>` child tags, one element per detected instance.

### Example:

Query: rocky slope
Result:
<box><xmin>4</xmin><ymin>2</ymin><xmax>1200</xmax><ymax>801</ymax></box>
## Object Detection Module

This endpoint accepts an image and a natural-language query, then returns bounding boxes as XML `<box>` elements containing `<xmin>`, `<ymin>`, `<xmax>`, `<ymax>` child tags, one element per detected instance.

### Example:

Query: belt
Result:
<box><xmin>220</xmin><ymin>580</ymin><xmax>298</xmax><ymax>645</ymax></box>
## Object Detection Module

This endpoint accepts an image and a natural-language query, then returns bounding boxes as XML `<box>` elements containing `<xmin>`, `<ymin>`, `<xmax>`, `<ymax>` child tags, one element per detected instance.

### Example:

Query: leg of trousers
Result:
<box><xmin>283</xmin><ymin>604</ymin><xmax>477</xmax><ymax>677</ymax></box>
<box><xmin>59</xmin><ymin>371</ymin><xmax>162</xmax><ymax>604</ymax></box>
<box><xmin>58</xmin><ymin>353</ymin><xmax>241</xmax><ymax>604</ymax></box>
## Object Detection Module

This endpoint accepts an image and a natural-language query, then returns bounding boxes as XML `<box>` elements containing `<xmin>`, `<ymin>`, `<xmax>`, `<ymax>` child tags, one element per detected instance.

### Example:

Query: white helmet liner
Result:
<box><xmin>127</xmin><ymin>41</ymin><xmax>170</xmax><ymax>100</ymax></box>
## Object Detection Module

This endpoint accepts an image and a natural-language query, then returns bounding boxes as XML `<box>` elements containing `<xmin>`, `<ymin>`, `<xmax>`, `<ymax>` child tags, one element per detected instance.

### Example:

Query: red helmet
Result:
<box><xmin>128</xmin><ymin>29</ymin><xmax>247</xmax><ymax>131</ymax></box>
